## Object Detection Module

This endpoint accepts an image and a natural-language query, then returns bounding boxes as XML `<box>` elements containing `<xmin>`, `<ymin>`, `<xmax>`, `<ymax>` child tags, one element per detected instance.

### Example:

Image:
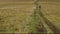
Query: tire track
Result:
<box><xmin>29</xmin><ymin>7</ymin><xmax>47</xmax><ymax>34</ymax></box>
<box><xmin>37</xmin><ymin>20</ymin><xmax>47</xmax><ymax>34</ymax></box>
<box><xmin>32</xmin><ymin>6</ymin><xmax>47</xmax><ymax>34</ymax></box>
<box><xmin>33</xmin><ymin>0</ymin><xmax>47</xmax><ymax>34</ymax></box>
<box><xmin>39</xmin><ymin>6</ymin><xmax>60</xmax><ymax>34</ymax></box>
<box><xmin>43</xmin><ymin>17</ymin><xmax>60</xmax><ymax>34</ymax></box>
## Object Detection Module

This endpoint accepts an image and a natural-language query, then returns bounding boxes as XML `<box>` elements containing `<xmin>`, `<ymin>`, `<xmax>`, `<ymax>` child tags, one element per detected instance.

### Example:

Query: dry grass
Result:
<box><xmin>0</xmin><ymin>0</ymin><xmax>60</xmax><ymax>34</ymax></box>
<box><xmin>40</xmin><ymin>2</ymin><xmax>60</xmax><ymax>29</ymax></box>
<box><xmin>0</xmin><ymin>0</ymin><xmax>36</xmax><ymax>33</ymax></box>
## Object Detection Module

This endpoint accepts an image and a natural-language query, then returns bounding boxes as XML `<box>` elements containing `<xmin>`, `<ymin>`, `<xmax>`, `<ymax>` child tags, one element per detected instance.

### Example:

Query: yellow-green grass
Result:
<box><xmin>40</xmin><ymin>2</ymin><xmax>60</xmax><ymax>30</ymax></box>
<box><xmin>1</xmin><ymin>0</ymin><xmax>60</xmax><ymax>34</ymax></box>
<box><xmin>0</xmin><ymin>1</ymin><xmax>36</xmax><ymax>33</ymax></box>
<box><xmin>40</xmin><ymin>0</ymin><xmax>60</xmax><ymax>2</ymax></box>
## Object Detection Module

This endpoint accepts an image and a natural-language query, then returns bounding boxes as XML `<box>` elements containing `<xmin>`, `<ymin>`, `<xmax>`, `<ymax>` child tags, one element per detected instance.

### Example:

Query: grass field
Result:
<box><xmin>0</xmin><ymin>0</ymin><xmax>60</xmax><ymax>34</ymax></box>
<box><xmin>40</xmin><ymin>1</ymin><xmax>60</xmax><ymax>29</ymax></box>
<box><xmin>0</xmin><ymin>0</ymin><xmax>36</xmax><ymax>33</ymax></box>
<box><xmin>40</xmin><ymin>1</ymin><xmax>60</xmax><ymax>33</ymax></box>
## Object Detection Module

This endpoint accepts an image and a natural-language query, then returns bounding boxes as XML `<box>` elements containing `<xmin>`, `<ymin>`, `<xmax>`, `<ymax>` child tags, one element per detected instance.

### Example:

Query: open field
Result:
<box><xmin>40</xmin><ymin>1</ymin><xmax>60</xmax><ymax>29</ymax></box>
<box><xmin>0</xmin><ymin>0</ymin><xmax>36</xmax><ymax>33</ymax></box>
<box><xmin>41</xmin><ymin>0</ymin><xmax>60</xmax><ymax>2</ymax></box>
<box><xmin>40</xmin><ymin>1</ymin><xmax>60</xmax><ymax>33</ymax></box>
<box><xmin>0</xmin><ymin>0</ymin><xmax>60</xmax><ymax>34</ymax></box>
